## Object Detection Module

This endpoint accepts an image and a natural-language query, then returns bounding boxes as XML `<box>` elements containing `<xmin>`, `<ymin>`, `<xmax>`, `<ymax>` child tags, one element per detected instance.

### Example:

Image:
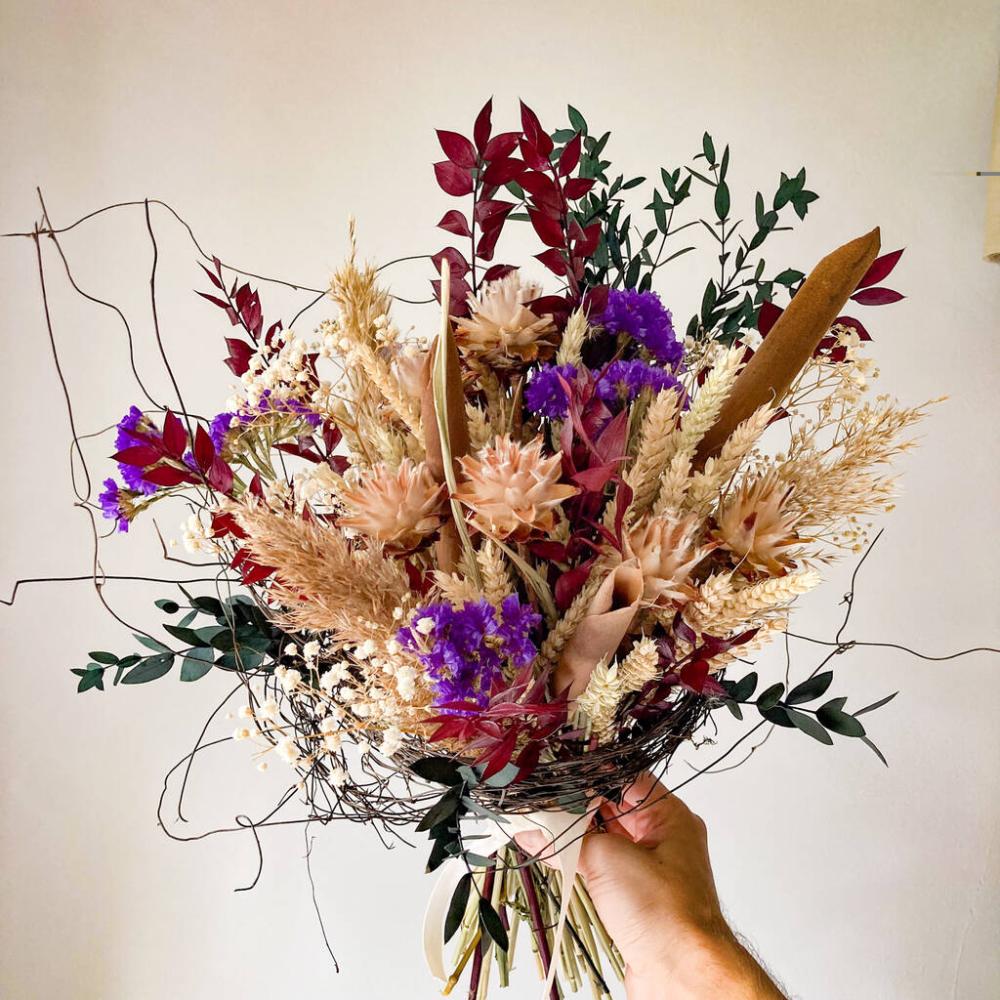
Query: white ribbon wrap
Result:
<box><xmin>423</xmin><ymin>807</ymin><xmax>593</xmax><ymax>995</ymax></box>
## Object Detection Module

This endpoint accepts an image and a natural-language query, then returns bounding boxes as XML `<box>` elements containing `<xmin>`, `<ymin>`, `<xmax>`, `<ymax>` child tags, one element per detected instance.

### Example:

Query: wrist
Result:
<box><xmin>627</xmin><ymin>921</ymin><xmax>784</xmax><ymax>1000</ymax></box>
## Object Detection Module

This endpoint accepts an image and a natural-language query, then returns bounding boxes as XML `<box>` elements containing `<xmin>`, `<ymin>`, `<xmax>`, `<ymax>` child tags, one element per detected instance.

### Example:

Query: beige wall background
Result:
<box><xmin>1</xmin><ymin>1</ymin><xmax>998</xmax><ymax>998</ymax></box>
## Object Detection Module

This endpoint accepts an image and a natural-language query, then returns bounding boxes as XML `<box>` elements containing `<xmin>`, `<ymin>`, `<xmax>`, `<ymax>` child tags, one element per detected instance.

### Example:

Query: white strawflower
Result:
<box><xmin>283</xmin><ymin>642</ymin><xmax>299</xmax><ymax>657</ymax></box>
<box><xmin>238</xmin><ymin>705</ymin><xmax>254</xmax><ymax>719</ymax></box>
<box><xmin>319</xmin><ymin>716</ymin><xmax>340</xmax><ymax>734</ymax></box>
<box><xmin>232</xmin><ymin>727</ymin><xmax>252</xmax><ymax>741</ymax></box>
<box><xmin>329</xmin><ymin>766</ymin><xmax>348</xmax><ymax>789</ymax></box>
<box><xmin>258</xmin><ymin>698</ymin><xmax>279</xmax><ymax>721</ymax></box>
<box><xmin>323</xmin><ymin>733</ymin><xmax>342</xmax><ymax>753</ymax></box>
<box><xmin>276</xmin><ymin>666</ymin><xmax>302</xmax><ymax>694</ymax></box>
<box><xmin>379</xmin><ymin>726</ymin><xmax>404</xmax><ymax>757</ymax></box>
<box><xmin>302</xmin><ymin>640</ymin><xmax>321</xmax><ymax>661</ymax></box>
<box><xmin>395</xmin><ymin>665</ymin><xmax>418</xmax><ymax>702</ymax></box>
<box><xmin>275</xmin><ymin>737</ymin><xmax>301</xmax><ymax>765</ymax></box>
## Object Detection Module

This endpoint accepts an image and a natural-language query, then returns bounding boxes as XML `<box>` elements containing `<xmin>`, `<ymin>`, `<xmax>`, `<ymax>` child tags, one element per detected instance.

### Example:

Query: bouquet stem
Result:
<box><xmin>448</xmin><ymin>849</ymin><xmax>620</xmax><ymax>998</ymax></box>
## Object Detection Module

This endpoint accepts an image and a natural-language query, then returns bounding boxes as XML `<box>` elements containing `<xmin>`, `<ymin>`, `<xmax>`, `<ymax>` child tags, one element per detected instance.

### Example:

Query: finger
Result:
<box><xmin>513</xmin><ymin>829</ymin><xmax>557</xmax><ymax>868</ymax></box>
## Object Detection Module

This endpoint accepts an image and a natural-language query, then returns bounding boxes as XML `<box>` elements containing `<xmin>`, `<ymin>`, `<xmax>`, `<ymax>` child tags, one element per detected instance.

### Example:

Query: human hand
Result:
<box><xmin>517</xmin><ymin>773</ymin><xmax>785</xmax><ymax>1000</ymax></box>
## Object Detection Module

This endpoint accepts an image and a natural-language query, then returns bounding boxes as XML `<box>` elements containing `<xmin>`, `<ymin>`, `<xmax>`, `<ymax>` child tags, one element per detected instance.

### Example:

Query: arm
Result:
<box><xmin>581</xmin><ymin>773</ymin><xmax>785</xmax><ymax>1000</ymax></box>
<box><xmin>522</xmin><ymin>773</ymin><xmax>786</xmax><ymax>1000</ymax></box>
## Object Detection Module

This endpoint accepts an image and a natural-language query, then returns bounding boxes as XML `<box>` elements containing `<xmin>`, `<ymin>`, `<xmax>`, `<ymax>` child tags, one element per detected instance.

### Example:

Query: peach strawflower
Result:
<box><xmin>453</xmin><ymin>435</ymin><xmax>577</xmax><ymax>541</ymax></box>
<box><xmin>453</xmin><ymin>272</ymin><xmax>557</xmax><ymax>367</ymax></box>
<box><xmin>714</xmin><ymin>472</ymin><xmax>803</xmax><ymax>575</ymax></box>
<box><xmin>627</xmin><ymin>512</ymin><xmax>714</xmax><ymax>606</ymax></box>
<box><xmin>338</xmin><ymin>459</ymin><xmax>445</xmax><ymax>551</ymax></box>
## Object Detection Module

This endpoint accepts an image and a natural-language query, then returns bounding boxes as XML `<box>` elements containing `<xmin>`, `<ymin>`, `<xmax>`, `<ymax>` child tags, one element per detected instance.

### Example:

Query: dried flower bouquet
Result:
<box><xmin>72</xmin><ymin>100</ymin><xmax>930</xmax><ymax>998</ymax></box>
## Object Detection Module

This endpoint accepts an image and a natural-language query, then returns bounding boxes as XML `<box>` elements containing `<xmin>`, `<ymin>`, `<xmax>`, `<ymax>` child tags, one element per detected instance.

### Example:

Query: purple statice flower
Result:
<box><xmin>245</xmin><ymin>391</ymin><xmax>323</xmax><ymax>428</ymax></box>
<box><xmin>525</xmin><ymin>364</ymin><xmax>578</xmax><ymax>420</ymax></box>
<box><xmin>114</xmin><ymin>405</ymin><xmax>160</xmax><ymax>495</ymax></box>
<box><xmin>596</xmin><ymin>359</ymin><xmax>683</xmax><ymax>408</ymax></box>
<box><xmin>209</xmin><ymin>412</ymin><xmax>238</xmax><ymax>452</ymax></box>
<box><xmin>99</xmin><ymin>478</ymin><xmax>133</xmax><ymax>533</ymax></box>
<box><xmin>397</xmin><ymin>596</ymin><xmax>541</xmax><ymax>706</ymax></box>
<box><xmin>496</xmin><ymin>594</ymin><xmax>542</xmax><ymax>668</ymax></box>
<box><xmin>599</xmin><ymin>289</ymin><xmax>683</xmax><ymax>369</ymax></box>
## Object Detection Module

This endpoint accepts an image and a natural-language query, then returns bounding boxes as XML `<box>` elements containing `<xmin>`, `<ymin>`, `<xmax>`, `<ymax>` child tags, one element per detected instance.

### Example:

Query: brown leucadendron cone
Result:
<box><xmin>420</xmin><ymin>267</ymin><xmax>470</xmax><ymax>572</ymax></box>
<box><xmin>694</xmin><ymin>227</ymin><xmax>881</xmax><ymax>466</ymax></box>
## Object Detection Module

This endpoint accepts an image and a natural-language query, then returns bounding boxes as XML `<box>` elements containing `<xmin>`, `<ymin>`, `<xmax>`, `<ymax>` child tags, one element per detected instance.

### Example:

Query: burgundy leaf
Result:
<box><xmin>473</xmin><ymin>98</ymin><xmax>493</xmax><ymax>152</ymax></box>
<box><xmin>437</xmin><ymin>210</ymin><xmax>472</xmax><ymax>237</ymax></box>
<box><xmin>143</xmin><ymin>464</ymin><xmax>193</xmax><ymax>487</ymax></box>
<box><xmin>476</xmin><ymin>226</ymin><xmax>503</xmax><ymax>262</ymax></box>
<box><xmin>196</xmin><ymin>290</ymin><xmax>231</xmax><ymax>311</ymax></box>
<box><xmin>112</xmin><ymin>444</ymin><xmax>162</xmax><ymax>467</ymax></box>
<box><xmin>431</xmin><ymin>247</ymin><xmax>470</xmax><ymax>280</ymax></box>
<box><xmin>199</xmin><ymin>262</ymin><xmax>224</xmax><ymax>291</ymax></box>
<box><xmin>433</xmin><ymin>160</ymin><xmax>474</xmax><ymax>197</ymax></box>
<box><xmin>679</xmin><ymin>659</ymin><xmax>710</xmax><ymax>693</ymax></box>
<box><xmin>482</xmin><ymin>131</ymin><xmax>520</xmax><ymax>161</ymax></box>
<box><xmin>528</xmin><ymin>209</ymin><xmax>565</xmax><ymax>249</ymax></box>
<box><xmin>211</xmin><ymin>509</ymin><xmax>246</xmax><ymax>540</ymax></box>
<box><xmin>563</xmin><ymin>177</ymin><xmax>596</xmax><ymax>200</ymax></box>
<box><xmin>582</xmin><ymin>284</ymin><xmax>609</xmax><ymax>317</ymax></box>
<box><xmin>241</xmin><ymin>560</ymin><xmax>275</xmax><ymax>586</ymax></box>
<box><xmin>535</xmin><ymin>248</ymin><xmax>569</xmax><ymax>276</ymax></box>
<box><xmin>856</xmin><ymin>248</ymin><xmax>904</xmax><ymax>290</ymax></box>
<box><xmin>161</xmin><ymin>411</ymin><xmax>187</xmax><ymax>459</ymax></box>
<box><xmin>850</xmin><ymin>287</ymin><xmax>905</xmax><ymax>306</ymax></box>
<box><xmin>519</xmin><ymin>100</ymin><xmax>552</xmax><ymax>156</ymax></box>
<box><xmin>475</xmin><ymin>199</ymin><xmax>514</xmax><ymax>230</ymax></box>
<box><xmin>576</xmin><ymin>222</ymin><xmax>601</xmax><ymax>259</ymax></box>
<box><xmin>193</xmin><ymin>425</ymin><xmax>215</xmax><ymax>472</ymax></box>
<box><xmin>207</xmin><ymin>455</ymin><xmax>234</xmax><ymax>495</ymax></box>
<box><xmin>224</xmin><ymin>338</ymin><xmax>254</xmax><ymax>377</ymax></box>
<box><xmin>519</xmin><ymin>171</ymin><xmax>563</xmax><ymax>215</ymax></box>
<box><xmin>555</xmin><ymin>561</ymin><xmax>593</xmax><ymax>611</ymax></box>
<box><xmin>482</xmin><ymin>264</ymin><xmax>516</xmax><ymax>283</ymax></box>
<box><xmin>757</xmin><ymin>300</ymin><xmax>783</xmax><ymax>336</ymax></box>
<box><xmin>518</xmin><ymin>137</ymin><xmax>550</xmax><ymax>171</ymax></box>
<box><xmin>833</xmin><ymin>315</ymin><xmax>872</xmax><ymax>341</ymax></box>
<box><xmin>558</xmin><ymin>133</ymin><xmax>582</xmax><ymax>177</ymax></box>
<box><xmin>482</xmin><ymin>158</ymin><xmax>525</xmax><ymax>186</ymax></box>
<box><xmin>436</xmin><ymin>129</ymin><xmax>477</xmax><ymax>169</ymax></box>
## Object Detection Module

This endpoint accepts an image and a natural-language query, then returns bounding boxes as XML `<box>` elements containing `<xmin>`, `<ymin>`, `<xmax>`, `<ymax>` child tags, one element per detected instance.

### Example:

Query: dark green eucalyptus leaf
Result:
<box><xmin>416</xmin><ymin>786</ymin><xmax>462</xmax><ymax>833</ymax></box>
<box><xmin>567</xmin><ymin>105</ymin><xmax>587</xmax><ymax>134</ymax></box>
<box><xmin>163</xmin><ymin>624</ymin><xmax>202</xmax><ymax>645</ymax></box>
<box><xmin>177</xmin><ymin>609</ymin><xmax>198</xmax><ymax>628</ymax></box>
<box><xmin>122</xmin><ymin>653</ymin><xmax>174</xmax><ymax>684</ymax></box>
<box><xmin>479</xmin><ymin>897</ymin><xmax>509</xmax><ymax>952</ymax></box>
<box><xmin>760</xmin><ymin>704</ymin><xmax>795</xmax><ymax>727</ymax></box>
<box><xmin>786</xmin><ymin>671</ymin><xmax>833</xmax><ymax>705</ymax></box>
<box><xmin>861</xmin><ymin>736</ymin><xmax>889</xmax><ymax>767</ymax></box>
<box><xmin>786</xmin><ymin>708</ymin><xmax>834</xmax><ymax>744</ymax></box>
<box><xmin>483</xmin><ymin>762</ymin><xmax>520</xmax><ymax>789</ymax></box>
<box><xmin>854</xmin><ymin>691</ymin><xmax>898</xmax><ymax>717</ymax></box>
<box><xmin>621</xmin><ymin>176</ymin><xmax>645</xmax><ymax>190</ymax></box>
<box><xmin>702</xmin><ymin>132</ymin><xmax>716</xmax><ymax>165</ymax></box>
<box><xmin>714</xmin><ymin>182</ymin><xmax>730</xmax><ymax>221</ymax></box>
<box><xmin>77</xmin><ymin>668</ymin><xmax>105</xmax><ymax>693</ymax></box>
<box><xmin>426</xmin><ymin>836</ymin><xmax>451</xmax><ymax>873</ymax></box>
<box><xmin>444</xmin><ymin>872</ymin><xmax>473</xmax><ymax>943</ymax></box>
<box><xmin>180</xmin><ymin>649</ymin><xmax>214</xmax><ymax>682</ymax></box>
<box><xmin>724</xmin><ymin>700</ymin><xmax>744</xmax><ymax>720</ymax></box>
<box><xmin>190</xmin><ymin>595</ymin><xmax>224</xmax><ymax>617</ymax></box>
<box><xmin>411</xmin><ymin>756</ymin><xmax>464</xmax><ymax>786</ymax></box>
<box><xmin>757</xmin><ymin>683</ymin><xmax>785</xmax><ymax>711</ymax></box>
<box><xmin>817</xmin><ymin>704</ymin><xmax>866</xmax><ymax>737</ymax></box>
<box><xmin>88</xmin><ymin>651</ymin><xmax>117</xmax><ymax>665</ymax></box>
<box><xmin>730</xmin><ymin>671</ymin><xmax>758</xmax><ymax>702</ymax></box>
<box><xmin>155</xmin><ymin>599</ymin><xmax>180</xmax><ymax>614</ymax></box>
<box><xmin>133</xmin><ymin>633</ymin><xmax>171</xmax><ymax>653</ymax></box>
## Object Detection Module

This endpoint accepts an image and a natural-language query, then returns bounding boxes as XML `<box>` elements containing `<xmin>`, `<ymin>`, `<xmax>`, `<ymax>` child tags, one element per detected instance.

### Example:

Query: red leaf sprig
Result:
<box><xmin>198</xmin><ymin>258</ymin><xmax>282</xmax><ymax>376</ymax></box>
<box><xmin>754</xmin><ymin>248</ymin><xmax>906</xmax><ymax>362</ymax></box>
<box><xmin>432</xmin><ymin>99</ymin><xmax>522</xmax><ymax>314</ymax></box>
